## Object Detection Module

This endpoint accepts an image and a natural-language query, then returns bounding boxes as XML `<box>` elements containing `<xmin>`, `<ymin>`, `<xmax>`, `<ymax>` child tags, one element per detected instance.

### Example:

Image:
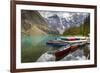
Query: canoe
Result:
<box><xmin>55</xmin><ymin>42</ymin><xmax>87</xmax><ymax>57</ymax></box>
<box><xmin>46</xmin><ymin>40</ymin><xmax>68</xmax><ymax>47</ymax></box>
<box><xmin>60</xmin><ymin>37</ymin><xmax>86</xmax><ymax>41</ymax></box>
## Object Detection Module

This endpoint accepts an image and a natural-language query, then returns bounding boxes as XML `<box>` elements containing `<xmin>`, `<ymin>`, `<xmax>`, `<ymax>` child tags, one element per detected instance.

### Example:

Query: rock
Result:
<box><xmin>37</xmin><ymin>52</ymin><xmax>56</xmax><ymax>62</ymax></box>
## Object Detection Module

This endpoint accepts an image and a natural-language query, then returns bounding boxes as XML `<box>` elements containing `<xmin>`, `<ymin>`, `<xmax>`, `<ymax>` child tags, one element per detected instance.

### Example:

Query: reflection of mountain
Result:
<box><xmin>21</xmin><ymin>10</ymin><xmax>90</xmax><ymax>63</ymax></box>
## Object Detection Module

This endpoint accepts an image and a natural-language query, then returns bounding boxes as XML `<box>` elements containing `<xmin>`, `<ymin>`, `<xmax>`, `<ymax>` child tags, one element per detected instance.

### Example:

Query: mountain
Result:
<box><xmin>45</xmin><ymin>14</ymin><xmax>65</xmax><ymax>34</ymax></box>
<box><xmin>43</xmin><ymin>12</ymin><xmax>89</xmax><ymax>35</ymax></box>
<box><xmin>21</xmin><ymin>10</ymin><xmax>89</xmax><ymax>36</ymax></box>
<box><xmin>21</xmin><ymin>10</ymin><xmax>59</xmax><ymax>36</ymax></box>
<box><xmin>63</xmin><ymin>15</ymin><xmax>90</xmax><ymax>36</ymax></box>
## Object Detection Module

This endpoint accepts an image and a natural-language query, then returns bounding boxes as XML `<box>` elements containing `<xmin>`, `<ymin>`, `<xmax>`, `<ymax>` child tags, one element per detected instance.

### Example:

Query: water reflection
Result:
<box><xmin>21</xmin><ymin>35</ymin><xmax>90</xmax><ymax>62</ymax></box>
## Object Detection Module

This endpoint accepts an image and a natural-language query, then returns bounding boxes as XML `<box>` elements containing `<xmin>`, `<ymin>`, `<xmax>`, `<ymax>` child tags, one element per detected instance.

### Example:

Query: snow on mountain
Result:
<box><xmin>39</xmin><ymin>11</ymin><xmax>89</xmax><ymax>34</ymax></box>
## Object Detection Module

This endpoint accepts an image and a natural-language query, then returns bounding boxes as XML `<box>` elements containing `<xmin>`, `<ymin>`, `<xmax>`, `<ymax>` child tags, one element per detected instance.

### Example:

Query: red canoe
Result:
<box><xmin>54</xmin><ymin>44</ymin><xmax>80</xmax><ymax>57</ymax></box>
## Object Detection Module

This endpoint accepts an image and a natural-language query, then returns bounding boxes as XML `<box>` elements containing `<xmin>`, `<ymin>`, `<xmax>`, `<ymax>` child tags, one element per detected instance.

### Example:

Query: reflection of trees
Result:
<box><xmin>83</xmin><ymin>44</ymin><xmax>90</xmax><ymax>59</ymax></box>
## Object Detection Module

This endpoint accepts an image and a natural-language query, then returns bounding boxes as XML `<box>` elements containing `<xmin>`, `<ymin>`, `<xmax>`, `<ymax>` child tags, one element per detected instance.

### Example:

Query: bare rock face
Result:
<box><xmin>21</xmin><ymin>10</ymin><xmax>60</xmax><ymax>36</ymax></box>
<box><xmin>21</xmin><ymin>10</ymin><xmax>49</xmax><ymax>34</ymax></box>
<box><xmin>21</xmin><ymin>20</ymin><xmax>32</xmax><ymax>33</ymax></box>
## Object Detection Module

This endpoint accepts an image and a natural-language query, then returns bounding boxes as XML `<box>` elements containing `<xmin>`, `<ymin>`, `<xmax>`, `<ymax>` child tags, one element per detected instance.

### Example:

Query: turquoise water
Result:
<box><xmin>21</xmin><ymin>35</ymin><xmax>90</xmax><ymax>62</ymax></box>
<box><xmin>21</xmin><ymin>35</ymin><xmax>58</xmax><ymax>63</ymax></box>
